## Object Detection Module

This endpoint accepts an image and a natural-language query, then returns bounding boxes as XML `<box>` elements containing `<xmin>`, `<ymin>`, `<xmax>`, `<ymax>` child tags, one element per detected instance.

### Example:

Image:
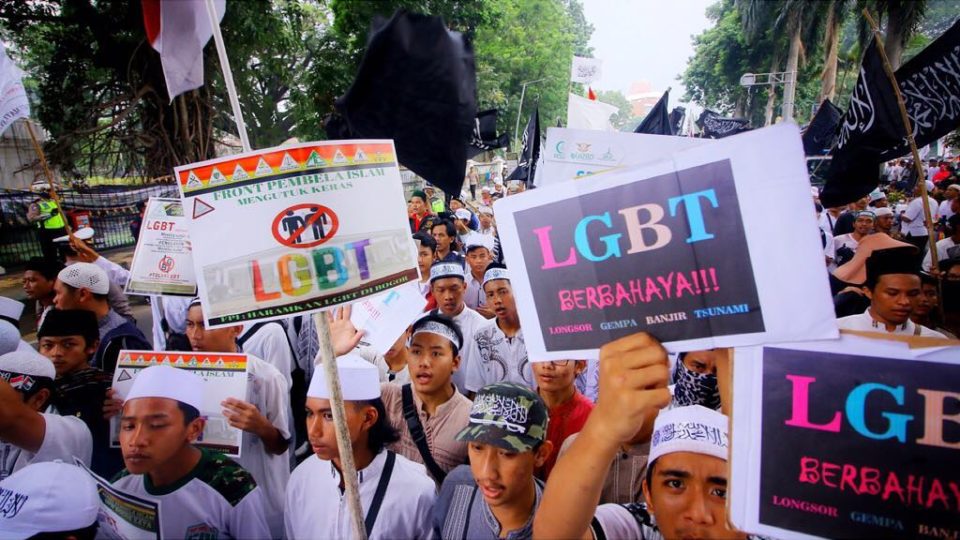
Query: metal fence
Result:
<box><xmin>0</xmin><ymin>183</ymin><xmax>179</xmax><ymax>268</ymax></box>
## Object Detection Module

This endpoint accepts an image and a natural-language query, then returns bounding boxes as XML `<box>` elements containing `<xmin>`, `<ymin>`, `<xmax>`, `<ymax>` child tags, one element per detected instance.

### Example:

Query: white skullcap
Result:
<box><xmin>494</xmin><ymin>177</ymin><xmax>504</xmax><ymax>186</ymax></box>
<box><xmin>481</xmin><ymin>186</ymin><xmax>491</xmax><ymax>193</ymax></box>
<box><xmin>0</xmin><ymin>321</ymin><xmax>19</xmax><ymax>355</ymax></box>
<box><xmin>947</xmin><ymin>184</ymin><xmax>960</xmax><ymax>192</ymax></box>
<box><xmin>31</xmin><ymin>182</ymin><xmax>51</xmax><ymax>192</ymax></box>
<box><xmin>58</xmin><ymin>262</ymin><xmax>109</xmax><ymax>295</ymax></box>
<box><xmin>0</xmin><ymin>349</ymin><xmax>56</xmax><ymax>383</ymax></box>
<box><xmin>478</xmin><ymin>205</ymin><xmax>494</xmax><ymax>215</ymax></box>
<box><xmin>465</xmin><ymin>234</ymin><xmax>495</xmax><ymax>253</ymax></box>
<box><xmin>0</xmin><ymin>297</ymin><xmax>24</xmax><ymax>325</ymax></box>
<box><xmin>53</xmin><ymin>226</ymin><xmax>95</xmax><ymax>243</ymax></box>
<box><xmin>430</xmin><ymin>261</ymin><xmax>466</xmax><ymax>282</ymax></box>
<box><xmin>482</xmin><ymin>266</ymin><xmax>509</xmax><ymax>287</ymax></box>
<box><xmin>0</xmin><ymin>461</ymin><xmax>100</xmax><ymax>539</ymax></box>
<box><xmin>926</xmin><ymin>180</ymin><xmax>936</xmax><ymax>192</ymax></box>
<box><xmin>874</xmin><ymin>207</ymin><xmax>894</xmax><ymax>217</ymax></box>
<box><xmin>307</xmin><ymin>354</ymin><xmax>380</xmax><ymax>401</ymax></box>
<box><xmin>125</xmin><ymin>364</ymin><xmax>205</xmax><ymax>412</ymax></box>
<box><xmin>649</xmin><ymin>405</ymin><xmax>729</xmax><ymax>464</ymax></box>
<box><xmin>868</xmin><ymin>189</ymin><xmax>886</xmax><ymax>202</ymax></box>
<box><xmin>454</xmin><ymin>208</ymin><xmax>472</xmax><ymax>221</ymax></box>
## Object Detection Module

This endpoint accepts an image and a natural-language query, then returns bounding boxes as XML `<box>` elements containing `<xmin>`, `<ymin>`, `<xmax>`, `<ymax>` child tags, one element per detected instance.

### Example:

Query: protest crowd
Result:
<box><xmin>1</xmin><ymin>5</ymin><xmax>959</xmax><ymax>540</ymax></box>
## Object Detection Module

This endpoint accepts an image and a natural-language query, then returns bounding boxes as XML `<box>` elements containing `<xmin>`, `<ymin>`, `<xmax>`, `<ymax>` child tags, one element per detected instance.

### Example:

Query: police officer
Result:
<box><xmin>27</xmin><ymin>183</ymin><xmax>67</xmax><ymax>261</ymax></box>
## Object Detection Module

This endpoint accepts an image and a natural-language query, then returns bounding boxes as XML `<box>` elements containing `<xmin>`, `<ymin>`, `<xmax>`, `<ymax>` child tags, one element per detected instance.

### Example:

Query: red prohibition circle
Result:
<box><xmin>271</xmin><ymin>203</ymin><xmax>340</xmax><ymax>249</ymax></box>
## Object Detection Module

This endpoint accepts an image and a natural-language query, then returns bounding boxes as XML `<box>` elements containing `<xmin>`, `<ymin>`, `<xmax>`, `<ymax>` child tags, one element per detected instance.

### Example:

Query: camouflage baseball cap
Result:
<box><xmin>455</xmin><ymin>382</ymin><xmax>548</xmax><ymax>452</ymax></box>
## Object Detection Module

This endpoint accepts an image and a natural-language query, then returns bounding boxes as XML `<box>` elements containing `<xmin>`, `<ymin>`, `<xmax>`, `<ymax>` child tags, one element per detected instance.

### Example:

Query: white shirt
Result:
<box><xmin>922</xmin><ymin>237</ymin><xmax>960</xmax><ymax>272</ymax></box>
<box><xmin>837</xmin><ymin>309</ymin><xmax>946</xmax><ymax>338</ymax></box>
<box><xmin>464</xmin><ymin>272</ymin><xmax>486</xmax><ymax>310</ymax></box>
<box><xmin>240</xmin><ymin>322</ymin><xmax>294</xmax><ymax>391</ymax></box>
<box><xmin>1</xmin><ymin>411</ymin><xmax>92</xmax><ymax>480</ymax></box>
<box><xmin>284</xmin><ymin>451</ymin><xmax>436</xmax><ymax>540</ymax></box>
<box><xmin>111</xmin><ymin>449</ymin><xmax>271</xmax><ymax>539</ymax></box>
<box><xmin>437</xmin><ymin>304</ymin><xmax>488</xmax><ymax>394</ymax></box>
<box><xmin>238</xmin><ymin>354</ymin><xmax>292</xmax><ymax>538</ymax></box>
<box><xmin>94</xmin><ymin>255</ymin><xmax>130</xmax><ymax>288</ymax></box>
<box><xmin>939</xmin><ymin>199</ymin><xmax>956</xmax><ymax>220</ymax></box>
<box><xmin>149</xmin><ymin>295</ymin><xmax>192</xmax><ymax>350</ymax></box>
<box><xmin>355</xmin><ymin>344</ymin><xmax>412</xmax><ymax>385</ymax></box>
<box><xmin>901</xmin><ymin>196</ymin><xmax>939</xmax><ymax>237</ymax></box>
<box><xmin>464</xmin><ymin>319</ymin><xmax>532</xmax><ymax>393</ymax></box>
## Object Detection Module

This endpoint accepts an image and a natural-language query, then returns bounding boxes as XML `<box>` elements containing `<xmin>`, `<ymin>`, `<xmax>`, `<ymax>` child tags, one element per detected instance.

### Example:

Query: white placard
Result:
<box><xmin>125</xmin><ymin>197</ymin><xmax>197</xmax><ymax>296</ymax></box>
<box><xmin>349</xmin><ymin>281</ymin><xmax>427</xmax><ymax>355</ymax></box>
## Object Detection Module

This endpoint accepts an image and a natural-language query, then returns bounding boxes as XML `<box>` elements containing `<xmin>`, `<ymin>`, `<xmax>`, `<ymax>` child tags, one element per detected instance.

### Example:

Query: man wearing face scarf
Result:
<box><xmin>671</xmin><ymin>350</ymin><xmax>721</xmax><ymax>410</ymax></box>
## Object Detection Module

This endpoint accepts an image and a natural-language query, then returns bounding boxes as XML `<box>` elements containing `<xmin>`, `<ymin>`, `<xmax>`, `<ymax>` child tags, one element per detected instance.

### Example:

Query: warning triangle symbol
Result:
<box><xmin>193</xmin><ymin>197</ymin><xmax>215</xmax><ymax>219</ymax></box>
<box><xmin>232</xmin><ymin>163</ymin><xmax>249</xmax><ymax>181</ymax></box>
<box><xmin>117</xmin><ymin>369</ymin><xmax>132</xmax><ymax>382</ymax></box>
<box><xmin>279</xmin><ymin>153</ymin><xmax>299</xmax><ymax>171</ymax></box>
<box><xmin>209</xmin><ymin>167</ymin><xmax>227</xmax><ymax>185</ymax></box>
<box><xmin>185</xmin><ymin>171</ymin><xmax>203</xmax><ymax>188</ymax></box>
<box><xmin>354</xmin><ymin>148</ymin><xmax>367</xmax><ymax>162</ymax></box>
<box><xmin>333</xmin><ymin>149</ymin><xmax>347</xmax><ymax>164</ymax></box>
<box><xmin>255</xmin><ymin>158</ymin><xmax>273</xmax><ymax>176</ymax></box>
<box><xmin>305</xmin><ymin>151</ymin><xmax>325</xmax><ymax>167</ymax></box>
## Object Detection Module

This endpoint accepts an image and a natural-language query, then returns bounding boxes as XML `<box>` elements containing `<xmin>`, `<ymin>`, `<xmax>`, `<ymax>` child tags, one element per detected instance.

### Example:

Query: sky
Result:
<box><xmin>582</xmin><ymin>0</ymin><xmax>716</xmax><ymax>110</ymax></box>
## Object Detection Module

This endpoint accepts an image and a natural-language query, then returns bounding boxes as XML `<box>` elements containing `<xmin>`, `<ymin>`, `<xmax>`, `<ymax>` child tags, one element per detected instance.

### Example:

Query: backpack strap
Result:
<box><xmin>364</xmin><ymin>451</ymin><xmax>396</xmax><ymax>536</ymax></box>
<box><xmin>401</xmin><ymin>384</ymin><xmax>447</xmax><ymax>483</ymax></box>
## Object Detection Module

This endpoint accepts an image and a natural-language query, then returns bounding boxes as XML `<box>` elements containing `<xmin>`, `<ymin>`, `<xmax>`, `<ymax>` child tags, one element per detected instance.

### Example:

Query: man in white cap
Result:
<box><xmin>184</xmin><ymin>298</ymin><xmax>291</xmax><ymax>537</ymax></box>
<box><xmin>463</xmin><ymin>234</ymin><xmax>495</xmax><ymax>316</ymax></box>
<box><xmin>0</xmin><ymin>461</ymin><xmax>100</xmax><ymax>539</ymax></box>
<box><xmin>940</xmin><ymin>183</ymin><xmax>959</xmax><ymax>220</ymax></box>
<box><xmin>480</xmin><ymin>186</ymin><xmax>494</xmax><ymax>208</ymax></box>
<box><xmin>832</xmin><ymin>210</ymin><xmax>875</xmax><ymax>269</ymax></box>
<box><xmin>465</xmin><ymin>263</ymin><xmax>533</xmax><ymax>395</ymax></box>
<box><xmin>112</xmin><ymin>364</ymin><xmax>270</xmax><ymax>538</ymax></box>
<box><xmin>58</xmin><ymin>231</ymin><xmax>136</xmax><ymax>321</ymax></box>
<box><xmin>477</xmin><ymin>205</ymin><xmax>496</xmax><ymax>236</ymax></box>
<box><xmin>429</xmin><ymin>260</ymin><xmax>487</xmax><ymax>393</ymax></box>
<box><xmin>54</xmin><ymin>262</ymin><xmax>150</xmax><ymax>373</ymax></box>
<box><xmin>874</xmin><ymin>207</ymin><xmax>896</xmax><ymax>237</ymax></box>
<box><xmin>454</xmin><ymin>207</ymin><xmax>479</xmax><ymax>248</ymax></box>
<box><xmin>867</xmin><ymin>189</ymin><xmax>888</xmax><ymax>209</ymax></box>
<box><xmin>0</xmin><ymin>349</ymin><xmax>93</xmax><ymax>479</ymax></box>
<box><xmin>0</xmin><ymin>297</ymin><xmax>32</xmax><ymax>352</ymax></box>
<box><xmin>535</xmin><ymin>332</ymin><xmax>754</xmax><ymax>539</ymax></box>
<box><xmin>285</xmin><ymin>354</ymin><xmax>436</xmax><ymax>539</ymax></box>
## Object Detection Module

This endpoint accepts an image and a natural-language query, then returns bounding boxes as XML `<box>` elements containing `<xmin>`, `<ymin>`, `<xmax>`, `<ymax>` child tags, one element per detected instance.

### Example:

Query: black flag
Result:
<box><xmin>821</xmin><ymin>20</ymin><xmax>960</xmax><ymax>206</ymax></box>
<box><xmin>329</xmin><ymin>10</ymin><xmax>477</xmax><ymax>198</ymax></box>
<box><xmin>696</xmin><ymin>110</ymin><xmax>750</xmax><ymax>139</ymax></box>
<box><xmin>819</xmin><ymin>41</ymin><xmax>902</xmax><ymax>207</ymax></box>
<box><xmin>802</xmin><ymin>99</ymin><xmax>843</xmax><ymax>156</ymax></box>
<box><xmin>668</xmin><ymin>106</ymin><xmax>686</xmax><ymax>136</ymax></box>
<box><xmin>634</xmin><ymin>90</ymin><xmax>671</xmax><ymax>135</ymax></box>
<box><xmin>467</xmin><ymin>109</ymin><xmax>509</xmax><ymax>159</ymax></box>
<box><xmin>507</xmin><ymin>108</ymin><xmax>540</xmax><ymax>186</ymax></box>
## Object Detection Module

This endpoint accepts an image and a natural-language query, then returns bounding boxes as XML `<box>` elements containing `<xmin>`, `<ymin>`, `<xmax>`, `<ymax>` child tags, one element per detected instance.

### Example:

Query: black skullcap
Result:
<box><xmin>37</xmin><ymin>309</ymin><xmax>99</xmax><ymax>346</ymax></box>
<box><xmin>866</xmin><ymin>247</ymin><xmax>920</xmax><ymax>287</ymax></box>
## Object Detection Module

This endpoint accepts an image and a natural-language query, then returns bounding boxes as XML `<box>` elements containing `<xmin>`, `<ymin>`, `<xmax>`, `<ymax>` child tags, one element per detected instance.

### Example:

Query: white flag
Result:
<box><xmin>143</xmin><ymin>0</ymin><xmax>226</xmax><ymax>101</ymax></box>
<box><xmin>570</xmin><ymin>56</ymin><xmax>602</xmax><ymax>84</ymax></box>
<box><xmin>0</xmin><ymin>43</ymin><xmax>31</xmax><ymax>136</ymax></box>
<box><xmin>566</xmin><ymin>93</ymin><xmax>619</xmax><ymax>131</ymax></box>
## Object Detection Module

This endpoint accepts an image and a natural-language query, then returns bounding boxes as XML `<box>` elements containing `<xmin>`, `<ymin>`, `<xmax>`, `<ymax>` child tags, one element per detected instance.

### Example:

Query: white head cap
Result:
<box><xmin>648</xmin><ymin>405</ymin><xmax>729</xmax><ymax>464</ymax></box>
<box><xmin>58</xmin><ymin>262</ymin><xmax>110</xmax><ymax>295</ymax></box>
<box><xmin>874</xmin><ymin>207</ymin><xmax>894</xmax><ymax>217</ymax></box>
<box><xmin>125</xmin><ymin>364</ymin><xmax>205</xmax><ymax>412</ymax></box>
<box><xmin>307</xmin><ymin>354</ymin><xmax>380</xmax><ymax>401</ymax></box>
<box><xmin>478</xmin><ymin>205</ymin><xmax>494</xmax><ymax>215</ymax></box>
<box><xmin>54</xmin><ymin>226</ymin><xmax>95</xmax><ymax>244</ymax></box>
<box><xmin>0</xmin><ymin>297</ymin><xmax>24</xmax><ymax>326</ymax></box>
<box><xmin>430</xmin><ymin>261</ymin><xmax>466</xmax><ymax>283</ymax></box>
<box><xmin>0</xmin><ymin>461</ymin><xmax>100</xmax><ymax>539</ymax></box>
<box><xmin>481</xmin><ymin>186</ymin><xmax>491</xmax><ymax>193</ymax></box>
<box><xmin>454</xmin><ymin>208</ymin><xmax>472</xmax><ymax>221</ymax></box>
<box><xmin>868</xmin><ymin>189</ymin><xmax>887</xmax><ymax>202</ymax></box>
<box><xmin>947</xmin><ymin>184</ymin><xmax>960</xmax><ymax>192</ymax></box>
<box><xmin>0</xmin><ymin>321</ymin><xmax>20</xmax><ymax>355</ymax></box>
<box><xmin>465</xmin><ymin>234</ymin><xmax>495</xmax><ymax>253</ymax></box>
<box><xmin>926</xmin><ymin>180</ymin><xmax>936</xmax><ymax>192</ymax></box>
<box><xmin>0</xmin><ymin>350</ymin><xmax>56</xmax><ymax>393</ymax></box>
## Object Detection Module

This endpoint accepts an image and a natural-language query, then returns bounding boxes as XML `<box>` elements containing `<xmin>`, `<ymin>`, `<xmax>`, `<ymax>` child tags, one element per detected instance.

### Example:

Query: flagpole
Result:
<box><xmin>862</xmin><ymin>9</ymin><xmax>939</xmax><ymax>271</ymax></box>
<box><xmin>25</xmin><ymin>120</ymin><xmax>73</xmax><ymax>237</ymax></box>
<box><xmin>204</xmin><ymin>0</ymin><xmax>251</xmax><ymax>153</ymax></box>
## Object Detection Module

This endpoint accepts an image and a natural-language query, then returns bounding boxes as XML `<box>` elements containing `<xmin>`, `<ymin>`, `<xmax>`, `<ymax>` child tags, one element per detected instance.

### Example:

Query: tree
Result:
<box><xmin>595</xmin><ymin>90</ymin><xmax>633</xmax><ymax>129</ymax></box>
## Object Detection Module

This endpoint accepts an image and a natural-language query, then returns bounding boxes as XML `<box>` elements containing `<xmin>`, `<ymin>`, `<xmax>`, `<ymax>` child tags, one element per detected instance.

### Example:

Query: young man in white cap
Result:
<box><xmin>380</xmin><ymin>313</ymin><xmax>472</xmax><ymax>484</ymax></box>
<box><xmin>535</xmin><ymin>333</ymin><xmax>754</xmax><ymax>540</ymax></box>
<box><xmin>184</xmin><ymin>298</ymin><xmax>291</xmax><ymax>536</ymax></box>
<box><xmin>429</xmin><ymin>260</ymin><xmax>487</xmax><ymax>393</ymax></box>
<box><xmin>832</xmin><ymin>210</ymin><xmax>875</xmax><ymax>268</ymax></box>
<box><xmin>0</xmin><ymin>461</ymin><xmax>101</xmax><ymax>539</ymax></box>
<box><xmin>113</xmin><ymin>364</ymin><xmax>270</xmax><ymax>538</ymax></box>
<box><xmin>59</xmin><ymin>233</ymin><xmax>135</xmax><ymax>321</ymax></box>
<box><xmin>874</xmin><ymin>207</ymin><xmax>896</xmax><ymax>237</ymax></box>
<box><xmin>464</xmin><ymin>234</ymin><xmax>496</xmax><ymax>317</ymax></box>
<box><xmin>53</xmin><ymin>262</ymin><xmax>150</xmax><ymax>373</ymax></box>
<box><xmin>432</xmin><ymin>382</ymin><xmax>552</xmax><ymax>539</ymax></box>
<box><xmin>0</xmin><ymin>297</ymin><xmax>32</xmax><ymax>352</ymax></box>
<box><xmin>465</xmin><ymin>263</ymin><xmax>533</xmax><ymax>394</ymax></box>
<box><xmin>454</xmin><ymin>207</ymin><xmax>479</xmax><ymax>248</ymax></box>
<box><xmin>285</xmin><ymin>354</ymin><xmax>436</xmax><ymax>539</ymax></box>
<box><xmin>0</xmin><ymin>349</ymin><xmax>93</xmax><ymax>479</ymax></box>
<box><xmin>940</xmin><ymin>183</ymin><xmax>959</xmax><ymax>220</ymax></box>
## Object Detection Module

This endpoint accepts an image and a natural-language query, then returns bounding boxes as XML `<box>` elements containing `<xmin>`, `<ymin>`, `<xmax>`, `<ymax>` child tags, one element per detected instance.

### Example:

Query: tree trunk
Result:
<box><xmin>782</xmin><ymin>21</ymin><xmax>802</xmax><ymax>122</ymax></box>
<box><xmin>820</xmin><ymin>3</ymin><xmax>841</xmax><ymax>103</ymax></box>
<box><xmin>764</xmin><ymin>56</ymin><xmax>780</xmax><ymax>126</ymax></box>
<box><xmin>884</xmin><ymin>3</ymin><xmax>906</xmax><ymax>70</ymax></box>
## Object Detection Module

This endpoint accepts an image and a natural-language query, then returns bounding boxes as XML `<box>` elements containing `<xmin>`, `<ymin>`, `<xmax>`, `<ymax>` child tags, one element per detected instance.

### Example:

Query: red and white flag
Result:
<box><xmin>142</xmin><ymin>0</ymin><xmax>226</xmax><ymax>101</ymax></box>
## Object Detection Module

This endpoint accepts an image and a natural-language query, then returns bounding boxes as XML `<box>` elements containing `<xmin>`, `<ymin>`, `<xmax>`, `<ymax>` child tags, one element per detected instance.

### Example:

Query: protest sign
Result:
<box><xmin>495</xmin><ymin>123</ymin><xmax>837</xmax><ymax>360</ymax></box>
<box><xmin>75</xmin><ymin>458</ymin><xmax>161</xmax><ymax>540</ymax></box>
<box><xmin>111</xmin><ymin>350</ymin><xmax>248</xmax><ymax>457</ymax></box>
<box><xmin>350</xmin><ymin>281</ymin><xmax>427</xmax><ymax>355</ymax></box>
<box><xmin>730</xmin><ymin>335</ymin><xmax>960</xmax><ymax>540</ymax></box>
<box><xmin>125</xmin><ymin>197</ymin><xmax>197</xmax><ymax>296</ymax></box>
<box><xmin>537</xmin><ymin>127</ymin><xmax>708</xmax><ymax>188</ymax></box>
<box><xmin>175</xmin><ymin>140</ymin><xmax>418</xmax><ymax>328</ymax></box>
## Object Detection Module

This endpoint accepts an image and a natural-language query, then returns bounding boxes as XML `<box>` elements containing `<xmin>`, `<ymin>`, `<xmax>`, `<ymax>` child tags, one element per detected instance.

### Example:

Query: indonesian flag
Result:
<box><xmin>142</xmin><ymin>0</ymin><xmax>226</xmax><ymax>101</ymax></box>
